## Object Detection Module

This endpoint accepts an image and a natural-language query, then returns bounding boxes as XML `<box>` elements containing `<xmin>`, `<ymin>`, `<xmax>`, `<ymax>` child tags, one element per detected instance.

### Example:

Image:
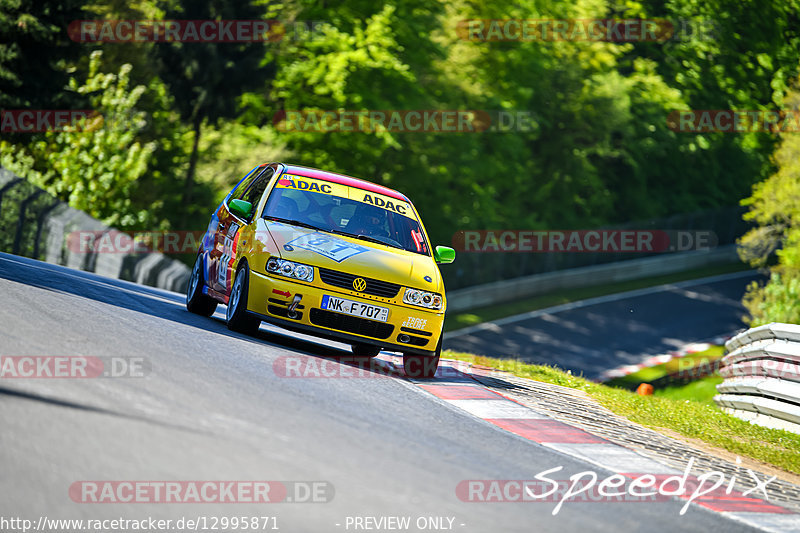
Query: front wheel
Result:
<box><xmin>226</xmin><ymin>263</ymin><xmax>261</xmax><ymax>335</ymax></box>
<box><xmin>186</xmin><ymin>254</ymin><xmax>217</xmax><ymax>317</ymax></box>
<box><xmin>403</xmin><ymin>337</ymin><xmax>442</xmax><ymax>379</ymax></box>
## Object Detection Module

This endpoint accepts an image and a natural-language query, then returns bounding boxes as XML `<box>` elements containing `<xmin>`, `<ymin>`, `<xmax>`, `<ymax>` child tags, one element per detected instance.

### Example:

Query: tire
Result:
<box><xmin>226</xmin><ymin>262</ymin><xmax>261</xmax><ymax>335</ymax></box>
<box><xmin>186</xmin><ymin>254</ymin><xmax>217</xmax><ymax>317</ymax></box>
<box><xmin>403</xmin><ymin>336</ymin><xmax>442</xmax><ymax>379</ymax></box>
<box><xmin>351</xmin><ymin>343</ymin><xmax>381</xmax><ymax>357</ymax></box>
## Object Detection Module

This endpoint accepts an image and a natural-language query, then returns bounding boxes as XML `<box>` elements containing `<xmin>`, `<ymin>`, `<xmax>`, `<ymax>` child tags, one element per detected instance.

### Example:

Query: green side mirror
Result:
<box><xmin>229</xmin><ymin>199</ymin><xmax>253</xmax><ymax>219</ymax></box>
<box><xmin>434</xmin><ymin>245</ymin><xmax>456</xmax><ymax>264</ymax></box>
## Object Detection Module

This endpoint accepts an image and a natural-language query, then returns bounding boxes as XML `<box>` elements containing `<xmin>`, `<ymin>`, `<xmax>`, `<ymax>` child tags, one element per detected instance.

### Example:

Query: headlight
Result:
<box><xmin>403</xmin><ymin>288</ymin><xmax>443</xmax><ymax>310</ymax></box>
<box><xmin>266</xmin><ymin>257</ymin><xmax>314</xmax><ymax>282</ymax></box>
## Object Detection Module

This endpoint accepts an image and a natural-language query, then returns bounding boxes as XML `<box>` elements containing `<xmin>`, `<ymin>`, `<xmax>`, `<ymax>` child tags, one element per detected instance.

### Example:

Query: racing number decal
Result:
<box><xmin>287</xmin><ymin>232</ymin><xmax>369</xmax><ymax>262</ymax></box>
<box><xmin>218</xmin><ymin>236</ymin><xmax>232</xmax><ymax>288</ymax></box>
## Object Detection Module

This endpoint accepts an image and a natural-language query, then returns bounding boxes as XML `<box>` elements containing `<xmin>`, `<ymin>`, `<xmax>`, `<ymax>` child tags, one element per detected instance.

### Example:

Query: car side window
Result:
<box><xmin>229</xmin><ymin>166</ymin><xmax>262</xmax><ymax>201</ymax></box>
<box><xmin>242</xmin><ymin>167</ymin><xmax>275</xmax><ymax>214</ymax></box>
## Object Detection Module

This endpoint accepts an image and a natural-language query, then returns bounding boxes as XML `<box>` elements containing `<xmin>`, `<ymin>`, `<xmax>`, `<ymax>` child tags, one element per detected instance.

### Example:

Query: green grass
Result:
<box><xmin>604</xmin><ymin>345</ymin><xmax>725</xmax><ymax>405</ymax></box>
<box><xmin>442</xmin><ymin>350</ymin><xmax>800</xmax><ymax>475</ymax></box>
<box><xmin>445</xmin><ymin>262</ymin><xmax>750</xmax><ymax>331</ymax></box>
<box><xmin>605</xmin><ymin>345</ymin><xmax>726</xmax><ymax>390</ymax></box>
<box><xmin>653</xmin><ymin>375</ymin><xmax>725</xmax><ymax>405</ymax></box>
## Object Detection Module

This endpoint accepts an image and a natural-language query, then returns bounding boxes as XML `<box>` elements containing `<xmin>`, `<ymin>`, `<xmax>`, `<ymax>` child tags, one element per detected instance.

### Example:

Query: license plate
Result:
<box><xmin>320</xmin><ymin>295</ymin><xmax>389</xmax><ymax>322</ymax></box>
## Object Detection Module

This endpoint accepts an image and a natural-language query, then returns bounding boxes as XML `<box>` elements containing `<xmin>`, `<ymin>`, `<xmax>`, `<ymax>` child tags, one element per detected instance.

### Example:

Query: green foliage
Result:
<box><xmin>196</xmin><ymin>122</ymin><xmax>292</xmax><ymax>204</ymax></box>
<box><xmin>7</xmin><ymin>0</ymin><xmax>800</xmax><ymax>265</ymax></box>
<box><xmin>2</xmin><ymin>52</ymin><xmax>163</xmax><ymax>230</ymax></box>
<box><xmin>739</xmin><ymin>82</ymin><xmax>800</xmax><ymax>325</ymax></box>
<box><xmin>742</xmin><ymin>273</ymin><xmax>800</xmax><ymax>326</ymax></box>
<box><xmin>154</xmin><ymin>0</ymin><xmax>280</xmax><ymax>226</ymax></box>
<box><xmin>0</xmin><ymin>0</ymin><xmax>85</xmax><ymax>109</ymax></box>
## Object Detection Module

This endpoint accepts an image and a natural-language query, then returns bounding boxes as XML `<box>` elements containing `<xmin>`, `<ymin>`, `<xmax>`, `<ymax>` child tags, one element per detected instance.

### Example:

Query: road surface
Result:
<box><xmin>445</xmin><ymin>271</ymin><xmax>761</xmax><ymax>380</ymax></box>
<box><xmin>0</xmin><ymin>253</ymin><xmax>764</xmax><ymax>532</ymax></box>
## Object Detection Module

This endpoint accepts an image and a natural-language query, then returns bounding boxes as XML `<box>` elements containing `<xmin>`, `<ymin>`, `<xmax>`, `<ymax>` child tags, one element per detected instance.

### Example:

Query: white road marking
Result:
<box><xmin>543</xmin><ymin>442</ymin><xmax>679</xmax><ymax>474</ymax></box>
<box><xmin>446</xmin><ymin>399</ymin><xmax>549</xmax><ymax>419</ymax></box>
<box><xmin>446</xmin><ymin>270</ymin><xmax>757</xmax><ymax>339</ymax></box>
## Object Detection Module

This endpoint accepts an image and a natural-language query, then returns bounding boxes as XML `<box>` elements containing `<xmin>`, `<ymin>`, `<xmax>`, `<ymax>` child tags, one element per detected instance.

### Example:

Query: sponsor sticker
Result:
<box><xmin>275</xmin><ymin>174</ymin><xmax>414</xmax><ymax>219</ymax></box>
<box><xmin>402</xmin><ymin>317</ymin><xmax>428</xmax><ymax>329</ymax></box>
<box><xmin>276</xmin><ymin>174</ymin><xmax>339</xmax><ymax>195</ymax></box>
<box><xmin>360</xmin><ymin>192</ymin><xmax>411</xmax><ymax>217</ymax></box>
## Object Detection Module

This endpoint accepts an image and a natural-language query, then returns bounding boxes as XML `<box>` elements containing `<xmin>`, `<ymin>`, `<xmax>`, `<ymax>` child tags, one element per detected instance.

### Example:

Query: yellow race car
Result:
<box><xmin>186</xmin><ymin>163</ymin><xmax>455</xmax><ymax>378</ymax></box>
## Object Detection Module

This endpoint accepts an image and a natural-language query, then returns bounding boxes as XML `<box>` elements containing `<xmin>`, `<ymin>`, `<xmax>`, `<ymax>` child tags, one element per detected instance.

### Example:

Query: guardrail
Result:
<box><xmin>714</xmin><ymin>323</ymin><xmax>800</xmax><ymax>434</ymax></box>
<box><xmin>446</xmin><ymin>245</ymin><xmax>741</xmax><ymax>312</ymax></box>
<box><xmin>0</xmin><ymin>167</ymin><xmax>190</xmax><ymax>292</ymax></box>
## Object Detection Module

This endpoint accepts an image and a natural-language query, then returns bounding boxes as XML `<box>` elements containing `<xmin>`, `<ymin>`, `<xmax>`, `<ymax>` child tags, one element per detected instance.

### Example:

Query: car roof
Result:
<box><xmin>280</xmin><ymin>163</ymin><xmax>410</xmax><ymax>203</ymax></box>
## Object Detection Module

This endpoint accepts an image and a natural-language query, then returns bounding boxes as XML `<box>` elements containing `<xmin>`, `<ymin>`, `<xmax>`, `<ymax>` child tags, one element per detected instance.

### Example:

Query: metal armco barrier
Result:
<box><xmin>0</xmin><ymin>167</ymin><xmax>190</xmax><ymax>292</ymax></box>
<box><xmin>715</xmin><ymin>323</ymin><xmax>800</xmax><ymax>434</ymax></box>
<box><xmin>446</xmin><ymin>245</ymin><xmax>741</xmax><ymax>312</ymax></box>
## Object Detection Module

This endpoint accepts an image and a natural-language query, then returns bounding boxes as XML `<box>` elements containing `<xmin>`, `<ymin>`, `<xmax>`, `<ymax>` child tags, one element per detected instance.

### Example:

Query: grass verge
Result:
<box><xmin>605</xmin><ymin>345</ymin><xmax>725</xmax><ymax>390</ymax></box>
<box><xmin>443</xmin><ymin>349</ymin><xmax>800</xmax><ymax>475</ymax></box>
<box><xmin>445</xmin><ymin>262</ymin><xmax>751</xmax><ymax>332</ymax></box>
<box><xmin>653</xmin><ymin>376</ymin><xmax>724</xmax><ymax>405</ymax></box>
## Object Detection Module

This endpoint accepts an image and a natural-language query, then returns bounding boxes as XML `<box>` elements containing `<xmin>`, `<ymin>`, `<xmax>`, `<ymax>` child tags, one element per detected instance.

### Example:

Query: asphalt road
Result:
<box><xmin>444</xmin><ymin>271</ymin><xmax>762</xmax><ymax>380</ymax></box>
<box><xmin>0</xmin><ymin>253</ymin><xmax>761</xmax><ymax>532</ymax></box>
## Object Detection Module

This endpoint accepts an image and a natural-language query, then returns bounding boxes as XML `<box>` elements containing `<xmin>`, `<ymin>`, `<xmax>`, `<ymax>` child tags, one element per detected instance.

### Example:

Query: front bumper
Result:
<box><xmin>246</xmin><ymin>271</ymin><xmax>444</xmax><ymax>356</ymax></box>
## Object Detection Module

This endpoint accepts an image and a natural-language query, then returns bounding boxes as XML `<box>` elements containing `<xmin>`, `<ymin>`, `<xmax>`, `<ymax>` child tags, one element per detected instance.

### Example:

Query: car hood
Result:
<box><xmin>265</xmin><ymin>221</ymin><xmax>442</xmax><ymax>292</ymax></box>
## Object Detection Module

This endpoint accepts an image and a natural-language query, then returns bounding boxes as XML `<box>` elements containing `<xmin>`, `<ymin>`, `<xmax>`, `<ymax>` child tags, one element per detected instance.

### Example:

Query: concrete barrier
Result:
<box><xmin>715</xmin><ymin>324</ymin><xmax>800</xmax><ymax>434</ymax></box>
<box><xmin>446</xmin><ymin>245</ymin><xmax>741</xmax><ymax>312</ymax></box>
<box><xmin>0</xmin><ymin>167</ymin><xmax>190</xmax><ymax>293</ymax></box>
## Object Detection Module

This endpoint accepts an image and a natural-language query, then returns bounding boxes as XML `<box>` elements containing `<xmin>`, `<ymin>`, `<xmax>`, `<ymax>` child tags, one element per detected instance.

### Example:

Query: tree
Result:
<box><xmin>154</xmin><ymin>0</ymin><xmax>278</xmax><ymax>226</ymax></box>
<box><xmin>1</xmin><ymin>51</ymin><xmax>159</xmax><ymax>229</ymax></box>
<box><xmin>0</xmin><ymin>0</ymin><xmax>85</xmax><ymax>109</ymax></box>
<box><xmin>738</xmin><ymin>81</ymin><xmax>800</xmax><ymax>325</ymax></box>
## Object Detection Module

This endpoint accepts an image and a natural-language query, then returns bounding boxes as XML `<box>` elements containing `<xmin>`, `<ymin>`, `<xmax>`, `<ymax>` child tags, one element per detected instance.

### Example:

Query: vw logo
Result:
<box><xmin>353</xmin><ymin>278</ymin><xmax>367</xmax><ymax>291</ymax></box>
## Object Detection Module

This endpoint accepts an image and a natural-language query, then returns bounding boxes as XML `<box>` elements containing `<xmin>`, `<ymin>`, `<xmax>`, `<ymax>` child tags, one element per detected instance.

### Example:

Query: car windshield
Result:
<box><xmin>263</xmin><ymin>174</ymin><xmax>430</xmax><ymax>256</ymax></box>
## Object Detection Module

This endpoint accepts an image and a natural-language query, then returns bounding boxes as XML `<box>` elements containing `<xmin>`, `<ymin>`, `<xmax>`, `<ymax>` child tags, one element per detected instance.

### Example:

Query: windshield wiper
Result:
<box><xmin>345</xmin><ymin>232</ymin><xmax>405</xmax><ymax>250</ymax></box>
<box><xmin>263</xmin><ymin>216</ymin><xmax>323</xmax><ymax>232</ymax></box>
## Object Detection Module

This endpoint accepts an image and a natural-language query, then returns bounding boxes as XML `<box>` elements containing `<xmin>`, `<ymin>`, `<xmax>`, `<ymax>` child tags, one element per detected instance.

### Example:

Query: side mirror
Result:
<box><xmin>229</xmin><ymin>199</ymin><xmax>253</xmax><ymax>219</ymax></box>
<box><xmin>434</xmin><ymin>245</ymin><xmax>456</xmax><ymax>264</ymax></box>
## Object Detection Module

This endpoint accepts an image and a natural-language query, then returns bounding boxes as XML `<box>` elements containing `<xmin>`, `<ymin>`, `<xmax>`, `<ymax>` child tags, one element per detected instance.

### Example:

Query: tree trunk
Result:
<box><xmin>181</xmin><ymin>115</ymin><xmax>202</xmax><ymax>227</ymax></box>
